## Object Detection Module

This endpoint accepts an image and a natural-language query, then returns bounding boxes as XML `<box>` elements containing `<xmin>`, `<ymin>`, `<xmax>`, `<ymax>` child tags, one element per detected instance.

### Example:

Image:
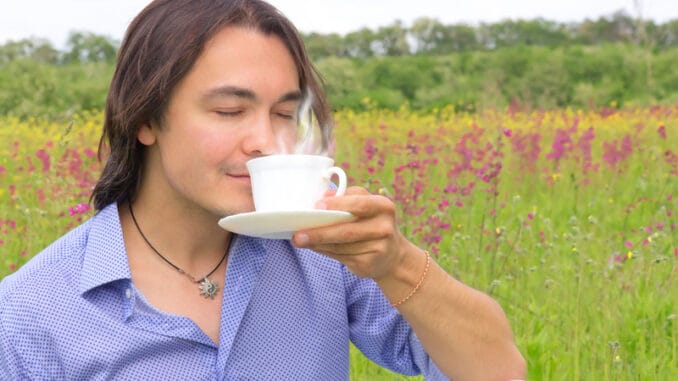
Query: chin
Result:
<box><xmin>212</xmin><ymin>198</ymin><xmax>255</xmax><ymax>217</ymax></box>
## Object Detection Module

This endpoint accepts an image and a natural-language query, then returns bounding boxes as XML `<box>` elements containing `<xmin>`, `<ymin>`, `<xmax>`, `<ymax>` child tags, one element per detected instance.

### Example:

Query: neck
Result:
<box><xmin>122</xmin><ymin>196</ymin><xmax>231</xmax><ymax>268</ymax></box>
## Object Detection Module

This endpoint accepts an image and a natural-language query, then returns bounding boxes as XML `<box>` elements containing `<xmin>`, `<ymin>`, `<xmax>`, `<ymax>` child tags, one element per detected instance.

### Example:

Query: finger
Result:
<box><xmin>293</xmin><ymin>215</ymin><xmax>393</xmax><ymax>246</ymax></box>
<box><xmin>320</xmin><ymin>186</ymin><xmax>368</xmax><ymax>202</ymax></box>
<box><xmin>344</xmin><ymin>186</ymin><xmax>371</xmax><ymax>196</ymax></box>
<box><xmin>318</xmin><ymin>193</ymin><xmax>395</xmax><ymax>219</ymax></box>
<box><xmin>309</xmin><ymin>239</ymin><xmax>386</xmax><ymax>257</ymax></box>
<box><xmin>305</xmin><ymin>244</ymin><xmax>393</xmax><ymax>279</ymax></box>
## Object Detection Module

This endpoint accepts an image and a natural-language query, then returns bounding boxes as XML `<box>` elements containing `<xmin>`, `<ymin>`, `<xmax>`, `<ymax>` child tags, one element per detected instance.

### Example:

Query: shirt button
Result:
<box><xmin>125</xmin><ymin>288</ymin><xmax>132</xmax><ymax>299</ymax></box>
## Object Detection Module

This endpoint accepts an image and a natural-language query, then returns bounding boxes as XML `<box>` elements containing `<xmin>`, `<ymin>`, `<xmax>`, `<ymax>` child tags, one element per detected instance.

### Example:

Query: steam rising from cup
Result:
<box><xmin>275</xmin><ymin>89</ymin><xmax>331</xmax><ymax>156</ymax></box>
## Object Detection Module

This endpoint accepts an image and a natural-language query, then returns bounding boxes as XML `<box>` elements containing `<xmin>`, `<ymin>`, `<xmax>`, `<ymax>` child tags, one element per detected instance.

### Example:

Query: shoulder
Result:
<box><xmin>0</xmin><ymin>218</ymin><xmax>94</xmax><ymax>376</ymax></box>
<box><xmin>0</xmin><ymin>204</ymin><xmax>120</xmax><ymax>303</ymax></box>
<box><xmin>0</xmin><ymin>205</ymin><xmax>123</xmax><ymax>319</ymax></box>
<box><xmin>0</xmin><ymin>212</ymin><xmax>101</xmax><ymax>316</ymax></box>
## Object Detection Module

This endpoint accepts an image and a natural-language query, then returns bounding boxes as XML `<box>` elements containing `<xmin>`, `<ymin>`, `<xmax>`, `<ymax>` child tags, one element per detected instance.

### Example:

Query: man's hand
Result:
<box><xmin>292</xmin><ymin>186</ymin><xmax>408</xmax><ymax>281</ymax></box>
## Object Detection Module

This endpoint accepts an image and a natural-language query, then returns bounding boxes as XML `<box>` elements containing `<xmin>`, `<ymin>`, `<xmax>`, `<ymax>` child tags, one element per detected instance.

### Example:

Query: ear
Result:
<box><xmin>137</xmin><ymin>121</ymin><xmax>157</xmax><ymax>146</ymax></box>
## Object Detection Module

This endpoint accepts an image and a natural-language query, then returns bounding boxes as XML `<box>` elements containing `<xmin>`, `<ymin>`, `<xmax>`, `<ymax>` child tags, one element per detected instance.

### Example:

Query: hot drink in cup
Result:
<box><xmin>246</xmin><ymin>154</ymin><xmax>347</xmax><ymax>212</ymax></box>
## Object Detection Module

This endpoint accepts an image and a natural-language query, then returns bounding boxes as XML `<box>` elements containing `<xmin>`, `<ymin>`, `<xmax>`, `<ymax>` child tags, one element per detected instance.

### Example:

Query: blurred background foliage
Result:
<box><xmin>1</xmin><ymin>10</ymin><xmax>678</xmax><ymax>118</ymax></box>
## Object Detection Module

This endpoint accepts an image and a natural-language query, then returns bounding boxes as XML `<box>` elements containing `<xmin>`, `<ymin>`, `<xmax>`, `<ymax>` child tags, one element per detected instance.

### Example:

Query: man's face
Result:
<box><xmin>139</xmin><ymin>26</ymin><xmax>301</xmax><ymax>217</ymax></box>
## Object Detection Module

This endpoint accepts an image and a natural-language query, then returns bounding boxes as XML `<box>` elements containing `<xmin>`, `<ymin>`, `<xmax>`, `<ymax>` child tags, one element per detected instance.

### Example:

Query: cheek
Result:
<box><xmin>198</xmin><ymin>134</ymin><xmax>238</xmax><ymax>166</ymax></box>
<box><xmin>160</xmin><ymin>127</ymin><xmax>231</xmax><ymax>172</ymax></box>
<box><xmin>273</xmin><ymin>128</ymin><xmax>298</xmax><ymax>153</ymax></box>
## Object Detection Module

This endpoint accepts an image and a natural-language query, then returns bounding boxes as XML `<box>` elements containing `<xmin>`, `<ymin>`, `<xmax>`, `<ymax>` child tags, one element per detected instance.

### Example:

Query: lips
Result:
<box><xmin>227</xmin><ymin>173</ymin><xmax>251</xmax><ymax>184</ymax></box>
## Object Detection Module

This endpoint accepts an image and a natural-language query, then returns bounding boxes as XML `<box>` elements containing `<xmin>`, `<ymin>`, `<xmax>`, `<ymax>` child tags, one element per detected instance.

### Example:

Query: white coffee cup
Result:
<box><xmin>246</xmin><ymin>154</ymin><xmax>347</xmax><ymax>212</ymax></box>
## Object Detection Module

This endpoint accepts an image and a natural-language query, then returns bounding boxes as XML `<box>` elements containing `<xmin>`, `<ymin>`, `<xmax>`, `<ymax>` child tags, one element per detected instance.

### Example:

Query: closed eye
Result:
<box><xmin>216</xmin><ymin>110</ymin><xmax>243</xmax><ymax>117</ymax></box>
<box><xmin>276</xmin><ymin>112</ymin><xmax>295</xmax><ymax>120</ymax></box>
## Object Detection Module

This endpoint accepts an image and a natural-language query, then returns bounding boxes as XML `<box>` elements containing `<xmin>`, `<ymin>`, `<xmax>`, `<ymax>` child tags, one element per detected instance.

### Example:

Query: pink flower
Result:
<box><xmin>502</xmin><ymin>128</ymin><xmax>512</xmax><ymax>138</ymax></box>
<box><xmin>443</xmin><ymin>184</ymin><xmax>458</xmax><ymax>194</ymax></box>
<box><xmin>84</xmin><ymin>148</ymin><xmax>97</xmax><ymax>158</ymax></box>
<box><xmin>658</xmin><ymin>125</ymin><xmax>666</xmax><ymax>139</ymax></box>
<box><xmin>621</xmin><ymin>135</ymin><xmax>633</xmax><ymax>157</ymax></box>
<box><xmin>602</xmin><ymin>135</ymin><xmax>633</xmax><ymax>168</ymax></box>
<box><xmin>69</xmin><ymin>202</ymin><xmax>91</xmax><ymax>216</ymax></box>
<box><xmin>624</xmin><ymin>241</ymin><xmax>633</xmax><ymax>248</ymax></box>
<box><xmin>527</xmin><ymin>213</ymin><xmax>535</xmax><ymax>220</ymax></box>
<box><xmin>546</xmin><ymin>128</ymin><xmax>573</xmax><ymax>161</ymax></box>
<box><xmin>35</xmin><ymin>149</ymin><xmax>51</xmax><ymax>172</ymax></box>
<box><xmin>363</xmin><ymin>139</ymin><xmax>377</xmax><ymax>161</ymax></box>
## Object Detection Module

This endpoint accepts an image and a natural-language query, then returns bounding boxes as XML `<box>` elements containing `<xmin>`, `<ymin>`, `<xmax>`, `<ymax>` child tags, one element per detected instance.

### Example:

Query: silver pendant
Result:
<box><xmin>198</xmin><ymin>277</ymin><xmax>219</xmax><ymax>299</ymax></box>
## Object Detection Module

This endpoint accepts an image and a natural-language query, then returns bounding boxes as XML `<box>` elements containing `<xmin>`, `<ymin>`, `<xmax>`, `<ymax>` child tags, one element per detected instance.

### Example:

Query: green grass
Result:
<box><xmin>1</xmin><ymin>107</ymin><xmax>676</xmax><ymax>380</ymax></box>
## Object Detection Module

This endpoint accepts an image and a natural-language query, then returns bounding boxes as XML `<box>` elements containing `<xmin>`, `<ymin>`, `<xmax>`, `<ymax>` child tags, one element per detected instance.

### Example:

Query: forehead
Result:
<box><xmin>184</xmin><ymin>26</ymin><xmax>300</xmax><ymax>93</ymax></box>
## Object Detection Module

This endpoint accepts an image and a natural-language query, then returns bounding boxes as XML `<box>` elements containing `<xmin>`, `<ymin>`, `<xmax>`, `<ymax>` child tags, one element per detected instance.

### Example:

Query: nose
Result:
<box><xmin>242</xmin><ymin>113</ymin><xmax>279</xmax><ymax>156</ymax></box>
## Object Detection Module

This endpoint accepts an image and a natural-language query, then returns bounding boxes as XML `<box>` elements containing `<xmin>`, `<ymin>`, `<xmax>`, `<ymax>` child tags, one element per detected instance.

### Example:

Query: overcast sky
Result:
<box><xmin>1</xmin><ymin>0</ymin><xmax>676</xmax><ymax>48</ymax></box>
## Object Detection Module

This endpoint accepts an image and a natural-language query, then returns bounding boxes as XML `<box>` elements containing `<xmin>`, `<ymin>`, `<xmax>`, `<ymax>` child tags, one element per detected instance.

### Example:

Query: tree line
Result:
<box><xmin>3</xmin><ymin>11</ymin><xmax>677</xmax><ymax>64</ymax></box>
<box><xmin>0</xmin><ymin>32</ymin><xmax>117</xmax><ymax>65</ymax></box>
<box><xmin>1</xmin><ymin>11</ymin><xmax>678</xmax><ymax>117</ymax></box>
<box><xmin>302</xmin><ymin>11</ymin><xmax>678</xmax><ymax>59</ymax></box>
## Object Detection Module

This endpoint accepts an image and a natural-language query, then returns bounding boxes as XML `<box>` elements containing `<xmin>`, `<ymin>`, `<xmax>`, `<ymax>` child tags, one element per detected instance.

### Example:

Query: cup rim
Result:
<box><xmin>246</xmin><ymin>154</ymin><xmax>334</xmax><ymax>169</ymax></box>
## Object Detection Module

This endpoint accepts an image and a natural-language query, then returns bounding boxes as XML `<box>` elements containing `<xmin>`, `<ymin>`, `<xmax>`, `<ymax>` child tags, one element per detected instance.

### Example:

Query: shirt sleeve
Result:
<box><xmin>343</xmin><ymin>267</ymin><xmax>449</xmax><ymax>380</ymax></box>
<box><xmin>0</xmin><ymin>281</ymin><xmax>33</xmax><ymax>380</ymax></box>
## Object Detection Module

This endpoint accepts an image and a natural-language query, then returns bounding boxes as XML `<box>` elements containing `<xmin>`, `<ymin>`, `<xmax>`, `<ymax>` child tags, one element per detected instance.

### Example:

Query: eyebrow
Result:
<box><xmin>202</xmin><ymin>85</ymin><xmax>303</xmax><ymax>104</ymax></box>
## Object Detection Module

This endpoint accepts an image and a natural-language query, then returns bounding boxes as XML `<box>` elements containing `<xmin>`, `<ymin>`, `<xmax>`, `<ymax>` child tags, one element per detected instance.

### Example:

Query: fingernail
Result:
<box><xmin>294</xmin><ymin>233</ymin><xmax>309</xmax><ymax>246</ymax></box>
<box><xmin>315</xmin><ymin>200</ymin><xmax>327</xmax><ymax>210</ymax></box>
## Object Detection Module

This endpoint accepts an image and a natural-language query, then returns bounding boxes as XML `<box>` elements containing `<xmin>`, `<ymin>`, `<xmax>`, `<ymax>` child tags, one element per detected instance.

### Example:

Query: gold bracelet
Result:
<box><xmin>391</xmin><ymin>250</ymin><xmax>431</xmax><ymax>308</ymax></box>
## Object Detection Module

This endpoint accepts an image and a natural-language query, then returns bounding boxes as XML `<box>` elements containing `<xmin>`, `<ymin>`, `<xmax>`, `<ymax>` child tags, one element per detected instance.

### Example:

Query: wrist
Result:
<box><xmin>376</xmin><ymin>245</ymin><xmax>431</xmax><ymax>307</ymax></box>
<box><xmin>391</xmin><ymin>251</ymin><xmax>430</xmax><ymax>307</ymax></box>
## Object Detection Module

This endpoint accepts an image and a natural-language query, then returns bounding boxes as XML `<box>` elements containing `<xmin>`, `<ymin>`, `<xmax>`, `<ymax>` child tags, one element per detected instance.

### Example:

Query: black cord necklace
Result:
<box><xmin>128</xmin><ymin>202</ymin><xmax>230</xmax><ymax>299</ymax></box>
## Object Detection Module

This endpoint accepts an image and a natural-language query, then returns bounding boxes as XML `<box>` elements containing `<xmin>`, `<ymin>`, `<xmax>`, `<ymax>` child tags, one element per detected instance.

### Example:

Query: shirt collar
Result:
<box><xmin>79</xmin><ymin>203</ymin><xmax>132</xmax><ymax>295</ymax></box>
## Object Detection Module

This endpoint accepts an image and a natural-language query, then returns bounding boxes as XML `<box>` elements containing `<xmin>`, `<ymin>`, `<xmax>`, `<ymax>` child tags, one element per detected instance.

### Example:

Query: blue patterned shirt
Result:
<box><xmin>0</xmin><ymin>203</ymin><xmax>446</xmax><ymax>380</ymax></box>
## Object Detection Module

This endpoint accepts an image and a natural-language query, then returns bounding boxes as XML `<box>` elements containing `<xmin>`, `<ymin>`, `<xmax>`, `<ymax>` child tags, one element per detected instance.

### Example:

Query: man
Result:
<box><xmin>0</xmin><ymin>0</ymin><xmax>525</xmax><ymax>379</ymax></box>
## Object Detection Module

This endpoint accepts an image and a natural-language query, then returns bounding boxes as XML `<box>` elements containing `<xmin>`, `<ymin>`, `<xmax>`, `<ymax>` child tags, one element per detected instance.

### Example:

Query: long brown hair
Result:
<box><xmin>91</xmin><ymin>0</ymin><xmax>330</xmax><ymax>210</ymax></box>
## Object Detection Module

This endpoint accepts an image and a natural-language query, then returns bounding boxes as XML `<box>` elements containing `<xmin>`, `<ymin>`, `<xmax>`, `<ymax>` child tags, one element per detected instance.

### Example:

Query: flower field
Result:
<box><xmin>1</xmin><ymin>105</ymin><xmax>676</xmax><ymax>379</ymax></box>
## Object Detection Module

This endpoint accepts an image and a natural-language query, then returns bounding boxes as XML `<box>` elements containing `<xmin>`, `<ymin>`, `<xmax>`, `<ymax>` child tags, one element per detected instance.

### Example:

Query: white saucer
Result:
<box><xmin>218</xmin><ymin>210</ymin><xmax>356</xmax><ymax>239</ymax></box>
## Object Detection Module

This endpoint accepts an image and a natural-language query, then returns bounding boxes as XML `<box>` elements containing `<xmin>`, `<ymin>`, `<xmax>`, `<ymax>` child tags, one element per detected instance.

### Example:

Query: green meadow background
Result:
<box><xmin>1</xmin><ymin>12</ymin><xmax>677</xmax><ymax>380</ymax></box>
